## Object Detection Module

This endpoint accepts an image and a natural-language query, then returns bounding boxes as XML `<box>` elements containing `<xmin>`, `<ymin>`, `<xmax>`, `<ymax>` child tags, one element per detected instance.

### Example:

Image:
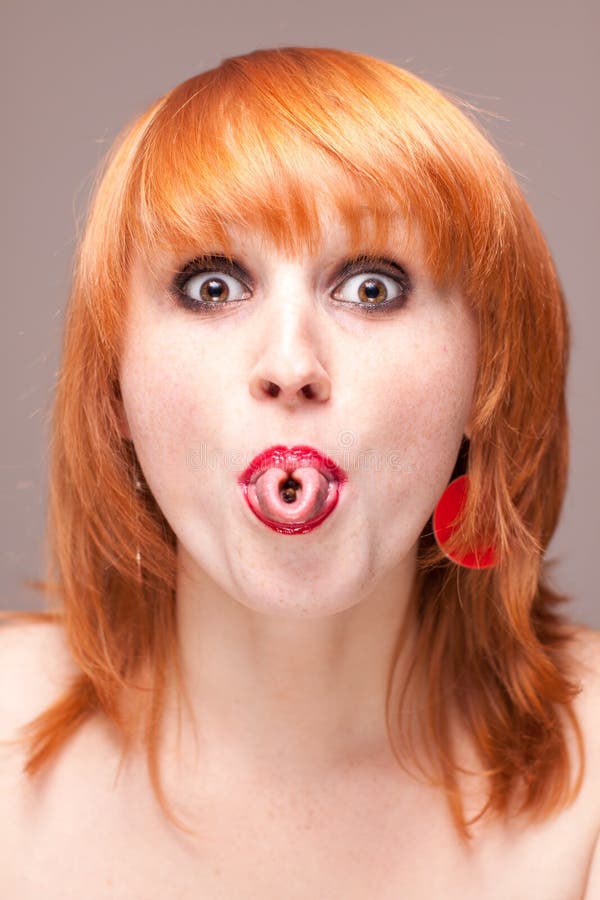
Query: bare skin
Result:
<box><xmin>115</xmin><ymin>211</ymin><xmax>479</xmax><ymax>789</ymax></box>
<box><xmin>2</xmin><ymin>213</ymin><xmax>599</xmax><ymax>896</ymax></box>
<box><xmin>1</xmin><ymin>618</ymin><xmax>599</xmax><ymax>899</ymax></box>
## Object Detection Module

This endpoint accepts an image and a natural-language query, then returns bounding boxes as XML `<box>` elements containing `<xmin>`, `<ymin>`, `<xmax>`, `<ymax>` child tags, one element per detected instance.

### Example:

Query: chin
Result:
<box><xmin>231</xmin><ymin>582</ymin><xmax>366</xmax><ymax>619</ymax></box>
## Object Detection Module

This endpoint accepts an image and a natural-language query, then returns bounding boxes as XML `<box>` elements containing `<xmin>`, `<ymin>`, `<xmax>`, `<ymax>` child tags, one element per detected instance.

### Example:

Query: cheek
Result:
<box><xmin>349</xmin><ymin>312</ymin><xmax>478</xmax><ymax>532</ymax></box>
<box><xmin>360</xmin><ymin>330</ymin><xmax>476</xmax><ymax>454</ymax></box>
<box><xmin>119</xmin><ymin>331</ymin><xmax>209</xmax><ymax>486</ymax></box>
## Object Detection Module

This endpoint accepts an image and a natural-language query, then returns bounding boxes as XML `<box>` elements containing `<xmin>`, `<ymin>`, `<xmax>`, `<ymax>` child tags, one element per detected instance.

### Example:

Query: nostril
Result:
<box><xmin>260</xmin><ymin>379</ymin><xmax>319</xmax><ymax>400</ymax></box>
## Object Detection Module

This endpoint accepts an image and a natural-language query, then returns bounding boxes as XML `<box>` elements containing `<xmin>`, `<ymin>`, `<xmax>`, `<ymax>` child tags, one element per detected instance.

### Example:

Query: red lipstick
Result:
<box><xmin>237</xmin><ymin>444</ymin><xmax>348</xmax><ymax>535</ymax></box>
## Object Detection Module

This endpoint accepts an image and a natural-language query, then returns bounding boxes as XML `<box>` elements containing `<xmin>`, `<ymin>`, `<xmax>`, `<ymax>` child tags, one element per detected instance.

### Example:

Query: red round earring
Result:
<box><xmin>432</xmin><ymin>474</ymin><xmax>496</xmax><ymax>569</ymax></box>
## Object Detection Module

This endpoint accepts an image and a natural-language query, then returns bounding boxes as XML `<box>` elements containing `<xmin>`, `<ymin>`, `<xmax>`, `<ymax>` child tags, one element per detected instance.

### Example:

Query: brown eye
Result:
<box><xmin>174</xmin><ymin>268</ymin><xmax>252</xmax><ymax>310</ymax></box>
<box><xmin>333</xmin><ymin>270</ymin><xmax>409</xmax><ymax>308</ymax></box>
<box><xmin>198</xmin><ymin>277</ymin><xmax>230</xmax><ymax>303</ymax></box>
<box><xmin>357</xmin><ymin>277</ymin><xmax>388</xmax><ymax>304</ymax></box>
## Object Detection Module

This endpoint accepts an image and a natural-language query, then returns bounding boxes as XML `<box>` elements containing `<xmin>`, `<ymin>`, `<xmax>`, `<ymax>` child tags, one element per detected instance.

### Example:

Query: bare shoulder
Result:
<box><xmin>569</xmin><ymin>621</ymin><xmax>600</xmax><ymax>671</ymax></box>
<box><xmin>568</xmin><ymin>622</ymin><xmax>600</xmax><ymax>715</ymax></box>
<box><xmin>0</xmin><ymin>613</ymin><xmax>79</xmax><ymax>744</ymax></box>
<box><xmin>566</xmin><ymin>624</ymin><xmax>600</xmax><ymax>820</ymax></box>
<box><xmin>568</xmin><ymin>627</ymin><xmax>600</xmax><ymax>899</ymax></box>
<box><xmin>0</xmin><ymin>618</ymin><xmax>84</xmax><ymax>890</ymax></box>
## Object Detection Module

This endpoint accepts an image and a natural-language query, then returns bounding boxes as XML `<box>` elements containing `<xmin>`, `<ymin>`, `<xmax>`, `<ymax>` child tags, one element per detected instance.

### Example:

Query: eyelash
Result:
<box><xmin>168</xmin><ymin>254</ymin><xmax>412</xmax><ymax>316</ymax></box>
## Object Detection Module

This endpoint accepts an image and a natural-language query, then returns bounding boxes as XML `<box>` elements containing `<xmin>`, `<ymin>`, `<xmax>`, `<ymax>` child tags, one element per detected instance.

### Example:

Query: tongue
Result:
<box><xmin>251</xmin><ymin>466</ymin><xmax>330</xmax><ymax>523</ymax></box>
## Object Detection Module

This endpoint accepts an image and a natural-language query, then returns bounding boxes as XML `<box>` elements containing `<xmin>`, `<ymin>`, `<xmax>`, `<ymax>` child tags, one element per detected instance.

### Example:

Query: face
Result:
<box><xmin>118</xmin><ymin>207</ymin><xmax>478</xmax><ymax>617</ymax></box>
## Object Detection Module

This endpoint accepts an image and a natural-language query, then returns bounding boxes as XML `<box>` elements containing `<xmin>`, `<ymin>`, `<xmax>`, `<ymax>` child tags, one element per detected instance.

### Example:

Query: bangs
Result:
<box><xmin>122</xmin><ymin>49</ymin><xmax>509</xmax><ymax>293</ymax></box>
<box><xmin>47</xmin><ymin>48</ymin><xmax>575</xmax><ymax>844</ymax></box>
<box><xmin>131</xmin><ymin>125</ymin><xmax>415</xmax><ymax>278</ymax></box>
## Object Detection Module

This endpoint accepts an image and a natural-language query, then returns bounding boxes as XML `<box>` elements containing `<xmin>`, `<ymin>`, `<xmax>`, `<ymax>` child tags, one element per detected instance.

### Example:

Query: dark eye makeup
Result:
<box><xmin>167</xmin><ymin>252</ymin><xmax>413</xmax><ymax>316</ymax></box>
<box><xmin>331</xmin><ymin>255</ymin><xmax>412</xmax><ymax>313</ymax></box>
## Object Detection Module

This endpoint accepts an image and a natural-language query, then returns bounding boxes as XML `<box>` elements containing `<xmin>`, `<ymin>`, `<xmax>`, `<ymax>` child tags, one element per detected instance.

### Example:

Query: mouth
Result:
<box><xmin>237</xmin><ymin>444</ymin><xmax>348</xmax><ymax>535</ymax></box>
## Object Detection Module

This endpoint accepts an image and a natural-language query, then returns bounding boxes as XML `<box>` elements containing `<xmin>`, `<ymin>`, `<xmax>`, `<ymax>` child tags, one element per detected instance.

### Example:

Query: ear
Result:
<box><xmin>115</xmin><ymin>399</ymin><xmax>133</xmax><ymax>441</ymax></box>
<box><xmin>113</xmin><ymin>380</ymin><xmax>133</xmax><ymax>441</ymax></box>
<box><xmin>464</xmin><ymin>399</ymin><xmax>477</xmax><ymax>442</ymax></box>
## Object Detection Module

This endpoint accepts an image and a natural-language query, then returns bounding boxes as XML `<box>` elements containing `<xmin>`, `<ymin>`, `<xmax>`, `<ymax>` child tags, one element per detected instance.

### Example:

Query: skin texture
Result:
<box><xmin>3</xmin><ymin>210</ymin><xmax>600</xmax><ymax>899</ymax></box>
<box><xmin>117</xmin><ymin>209</ymin><xmax>479</xmax><ymax>784</ymax></box>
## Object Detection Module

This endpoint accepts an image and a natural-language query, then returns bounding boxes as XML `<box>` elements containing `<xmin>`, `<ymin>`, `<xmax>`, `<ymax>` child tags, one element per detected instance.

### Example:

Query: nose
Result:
<box><xmin>248</xmin><ymin>292</ymin><xmax>331</xmax><ymax>407</ymax></box>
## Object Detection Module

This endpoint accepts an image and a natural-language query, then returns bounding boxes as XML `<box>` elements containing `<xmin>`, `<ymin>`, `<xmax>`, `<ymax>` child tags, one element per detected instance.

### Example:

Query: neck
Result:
<box><xmin>163</xmin><ymin>545</ymin><xmax>419</xmax><ymax>784</ymax></box>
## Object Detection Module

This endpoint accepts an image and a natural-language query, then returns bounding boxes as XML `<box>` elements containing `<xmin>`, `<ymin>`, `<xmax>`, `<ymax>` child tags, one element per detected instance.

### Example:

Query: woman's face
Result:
<box><xmin>118</xmin><ymin>206</ymin><xmax>478</xmax><ymax>616</ymax></box>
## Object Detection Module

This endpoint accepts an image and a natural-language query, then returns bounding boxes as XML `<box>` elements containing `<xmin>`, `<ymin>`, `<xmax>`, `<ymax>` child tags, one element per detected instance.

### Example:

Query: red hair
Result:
<box><xmin>2</xmin><ymin>46</ymin><xmax>583</xmax><ymax>842</ymax></box>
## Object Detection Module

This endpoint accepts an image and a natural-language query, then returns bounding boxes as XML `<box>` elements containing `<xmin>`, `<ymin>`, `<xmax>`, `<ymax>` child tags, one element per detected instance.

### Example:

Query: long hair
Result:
<box><xmin>2</xmin><ymin>46</ymin><xmax>583</xmax><ymax>842</ymax></box>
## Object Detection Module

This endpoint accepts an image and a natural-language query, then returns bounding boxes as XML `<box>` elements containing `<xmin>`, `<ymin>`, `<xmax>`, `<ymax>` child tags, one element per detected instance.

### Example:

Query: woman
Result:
<box><xmin>1</xmin><ymin>46</ymin><xmax>599</xmax><ymax>897</ymax></box>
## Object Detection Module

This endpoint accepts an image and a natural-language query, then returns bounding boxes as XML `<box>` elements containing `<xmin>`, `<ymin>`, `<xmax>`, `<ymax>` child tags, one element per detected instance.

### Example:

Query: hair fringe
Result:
<box><xmin>7</xmin><ymin>46</ymin><xmax>585</xmax><ymax>845</ymax></box>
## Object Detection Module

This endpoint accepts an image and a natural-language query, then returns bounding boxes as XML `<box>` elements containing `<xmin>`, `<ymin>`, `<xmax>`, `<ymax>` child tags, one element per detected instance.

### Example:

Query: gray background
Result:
<box><xmin>2</xmin><ymin>0</ymin><xmax>598</xmax><ymax>626</ymax></box>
